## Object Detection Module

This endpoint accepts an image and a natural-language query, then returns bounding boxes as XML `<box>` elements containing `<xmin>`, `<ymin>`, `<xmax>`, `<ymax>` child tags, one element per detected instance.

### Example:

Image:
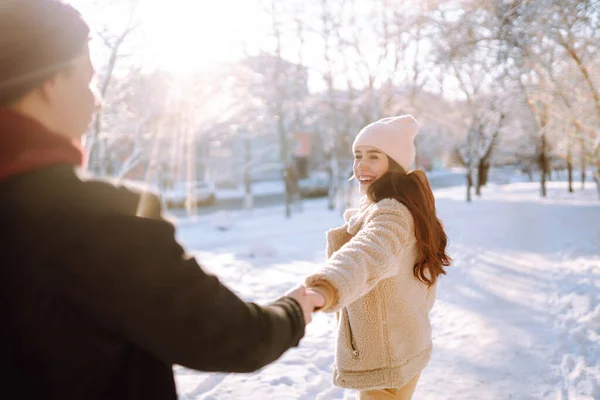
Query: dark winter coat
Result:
<box><xmin>0</xmin><ymin>110</ymin><xmax>306</xmax><ymax>400</ymax></box>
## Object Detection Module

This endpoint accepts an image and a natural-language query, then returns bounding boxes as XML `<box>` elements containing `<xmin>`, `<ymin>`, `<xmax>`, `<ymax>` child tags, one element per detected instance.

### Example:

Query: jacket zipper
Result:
<box><xmin>342</xmin><ymin>308</ymin><xmax>359</xmax><ymax>358</ymax></box>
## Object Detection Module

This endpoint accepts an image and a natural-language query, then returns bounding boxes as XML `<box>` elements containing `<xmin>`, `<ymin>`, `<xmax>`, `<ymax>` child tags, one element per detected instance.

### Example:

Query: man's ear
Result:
<box><xmin>37</xmin><ymin>74</ymin><xmax>61</xmax><ymax>104</ymax></box>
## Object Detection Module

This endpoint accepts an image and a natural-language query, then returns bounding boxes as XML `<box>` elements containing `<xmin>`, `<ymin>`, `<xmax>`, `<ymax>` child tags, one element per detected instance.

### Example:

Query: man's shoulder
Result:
<box><xmin>0</xmin><ymin>168</ymin><xmax>174</xmax><ymax>256</ymax></box>
<box><xmin>78</xmin><ymin>174</ymin><xmax>164</xmax><ymax>219</ymax></box>
<box><xmin>0</xmin><ymin>165</ymin><xmax>167</xmax><ymax>227</ymax></box>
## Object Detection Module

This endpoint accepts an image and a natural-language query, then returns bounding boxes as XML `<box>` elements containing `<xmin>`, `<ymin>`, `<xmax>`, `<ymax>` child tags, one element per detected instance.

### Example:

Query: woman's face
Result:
<box><xmin>353</xmin><ymin>145</ymin><xmax>389</xmax><ymax>194</ymax></box>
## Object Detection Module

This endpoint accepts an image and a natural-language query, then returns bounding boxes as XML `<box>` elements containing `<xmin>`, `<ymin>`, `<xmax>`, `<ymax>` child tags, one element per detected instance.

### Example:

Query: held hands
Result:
<box><xmin>285</xmin><ymin>285</ymin><xmax>326</xmax><ymax>325</ymax></box>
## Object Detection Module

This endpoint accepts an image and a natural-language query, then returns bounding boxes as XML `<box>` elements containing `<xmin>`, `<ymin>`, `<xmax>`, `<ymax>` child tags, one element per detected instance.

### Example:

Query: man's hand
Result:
<box><xmin>285</xmin><ymin>285</ymin><xmax>325</xmax><ymax>325</ymax></box>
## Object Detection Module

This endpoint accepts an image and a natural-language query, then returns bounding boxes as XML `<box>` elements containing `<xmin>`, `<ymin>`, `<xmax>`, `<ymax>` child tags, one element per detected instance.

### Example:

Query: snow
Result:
<box><xmin>172</xmin><ymin>180</ymin><xmax>599</xmax><ymax>400</ymax></box>
<box><xmin>216</xmin><ymin>181</ymin><xmax>286</xmax><ymax>200</ymax></box>
<box><xmin>212</xmin><ymin>169</ymin><xmax>466</xmax><ymax>201</ymax></box>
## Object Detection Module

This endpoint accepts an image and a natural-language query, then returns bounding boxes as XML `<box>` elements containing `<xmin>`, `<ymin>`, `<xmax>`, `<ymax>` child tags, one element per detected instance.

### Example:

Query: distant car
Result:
<box><xmin>298</xmin><ymin>172</ymin><xmax>330</xmax><ymax>198</ymax></box>
<box><xmin>163</xmin><ymin>181</ymin><xmax>217</xmax><ymax>208</ymax></box>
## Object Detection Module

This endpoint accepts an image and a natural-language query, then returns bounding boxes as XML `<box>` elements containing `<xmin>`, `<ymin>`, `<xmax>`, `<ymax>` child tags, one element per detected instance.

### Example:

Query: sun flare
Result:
<box><xmin>72</xmin><ymin>0</ymin><xmax>267</xmax><ymax>74</ymax></box>
<box><xmin>139</xmin><ymin>0</ymin><xmax>266</xmax><ymax>73</ymax></box>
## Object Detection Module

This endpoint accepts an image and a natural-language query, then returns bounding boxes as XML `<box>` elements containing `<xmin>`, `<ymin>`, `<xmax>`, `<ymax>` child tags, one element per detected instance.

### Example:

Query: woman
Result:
<box><xmin>306</xmin><ymin>115</ymin><xmax>451</xmax><ymax>399</ymax></box>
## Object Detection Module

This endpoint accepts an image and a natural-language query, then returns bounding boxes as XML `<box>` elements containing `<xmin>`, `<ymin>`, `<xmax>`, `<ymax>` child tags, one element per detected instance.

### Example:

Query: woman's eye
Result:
<box><xmin>369</xmin><ymin>155</ymin><xmax>379</xmax><ymax>160</ymax></box>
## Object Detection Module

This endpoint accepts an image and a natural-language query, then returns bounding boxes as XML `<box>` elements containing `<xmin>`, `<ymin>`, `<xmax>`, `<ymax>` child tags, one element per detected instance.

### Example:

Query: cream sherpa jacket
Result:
<box><xmin>306</xmin><ymin>196</ymin><xmax>436</xmax><ymax>390</ymax></box>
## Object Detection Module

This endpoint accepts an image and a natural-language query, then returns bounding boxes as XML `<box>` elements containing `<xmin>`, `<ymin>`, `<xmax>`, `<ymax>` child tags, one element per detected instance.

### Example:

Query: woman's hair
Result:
<box><xmin>366</xmin><ymin>157</ymin><xmax>451</xmax><ymax>286</ymax></box>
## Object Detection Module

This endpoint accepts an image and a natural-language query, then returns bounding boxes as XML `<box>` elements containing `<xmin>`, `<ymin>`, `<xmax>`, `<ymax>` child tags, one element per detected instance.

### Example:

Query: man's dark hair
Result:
<box><xmin>0</xmin><ymin>0</ymin><xmax>90</xmax><ymax>106</ymax></box>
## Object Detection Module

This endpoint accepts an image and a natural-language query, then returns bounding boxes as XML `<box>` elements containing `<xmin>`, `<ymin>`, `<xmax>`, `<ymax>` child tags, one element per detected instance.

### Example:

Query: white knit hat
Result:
<box><xmin>352</xmin><ymin>115</ymin><xmax>419</xmax><ymax>172</ymax></box>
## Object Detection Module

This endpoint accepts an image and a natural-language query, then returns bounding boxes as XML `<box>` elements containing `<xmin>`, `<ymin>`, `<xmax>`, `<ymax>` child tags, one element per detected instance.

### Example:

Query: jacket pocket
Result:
<box><xmin>342</xmin><ymin>308</ymin><xmax>360</xmax><ymax>359</ymax></box>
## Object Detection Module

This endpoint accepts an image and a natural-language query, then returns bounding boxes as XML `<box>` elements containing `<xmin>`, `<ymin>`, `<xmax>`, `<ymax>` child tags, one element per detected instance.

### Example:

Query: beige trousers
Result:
<box><xmin>356</xmin><ymin>373</ymin><xmax>420</xmax><ymax>400</ymax></box>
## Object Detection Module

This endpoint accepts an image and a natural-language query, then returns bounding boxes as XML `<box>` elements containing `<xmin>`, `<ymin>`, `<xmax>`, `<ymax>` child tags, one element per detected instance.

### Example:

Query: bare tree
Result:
<box><xmin>502</xmin><ymin>0</ymin><xmax>599</xmax><ymax>198</ymax></box>
<box><xmin>550</xmin><ymin>0</ymin><xmax>600</xmax><ymax>198</ymax></box>
<box><xmin>432</xmin><ymin>3</ymin><xmax>511</xmax><ymax>201</ymax></box>
<box><xmin>86</xmin><ymin>0</ymin><xmax>140</xmax><ymax>175</ymax></box>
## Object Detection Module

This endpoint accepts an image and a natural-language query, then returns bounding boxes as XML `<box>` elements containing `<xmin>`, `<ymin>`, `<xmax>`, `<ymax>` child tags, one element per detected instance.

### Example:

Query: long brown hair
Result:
<box><xmin>366</xmin><ymin>157</ymin><xmax>451</xmax><ymax>286</ymax></box>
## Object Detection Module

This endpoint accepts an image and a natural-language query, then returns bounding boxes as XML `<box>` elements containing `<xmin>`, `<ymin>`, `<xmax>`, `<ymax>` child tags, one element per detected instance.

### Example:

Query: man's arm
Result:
<box><xmin>37</xmin><ymin>215</ymin><xmax>306</xmax><ymax>372</ymax></box>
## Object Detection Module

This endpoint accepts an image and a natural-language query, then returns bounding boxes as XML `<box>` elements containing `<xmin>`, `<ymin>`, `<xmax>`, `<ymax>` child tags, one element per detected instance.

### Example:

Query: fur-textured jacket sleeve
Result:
<box><xmin>306</xmin><ymin>198</ymin><xmax>413</xmax><ymax>312</ymax></box>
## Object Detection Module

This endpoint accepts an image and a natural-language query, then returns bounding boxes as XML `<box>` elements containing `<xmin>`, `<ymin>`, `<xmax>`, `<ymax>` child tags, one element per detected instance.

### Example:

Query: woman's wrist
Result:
<box><xmin>308</xmin><ymin>280</ymin><xmax>337</xmax><ymax>311</ymax></box>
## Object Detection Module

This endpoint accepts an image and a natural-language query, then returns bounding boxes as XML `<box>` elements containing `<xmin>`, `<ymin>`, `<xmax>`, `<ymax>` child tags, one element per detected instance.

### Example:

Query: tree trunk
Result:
<box><xmin>86</xmin><ymin>3</ymin><xmax>138</xmax><ymax>173</ymax></box>
<box><xmin>594</xmin><ymin>171</ymin><xmax>600</xmax><ymax>200</ymax></box>
<box><xmin>563</xmin><ymin>41</ymin><xmax>600</xmax><ymax>128</ymax></box>
<box><xmin>524</xmin><ymin>164</ymin><xmax>533</xmax><ymax>181</ymax></box>
<box><xmin>87</xmin><ymin>116</ymin><xmax>102</xmax><ymax>175</ymax></box>
<box><xmin>284</xmin><ymin>178</ymin><xmax>291</xmax><ymax>219</ymax></box>
<box><xmin>244</xmin><ymin>137</ymin><xmax>253</xmax><ymax>210</ymax></box>
<box><xmin>475</xmin><ymin>119</ymin><xmax>501</xmax><ymax>198</ymax></box>
<box><xmin>327</xmin><ymin>153</ymin><xmax>337</xmax><ymax>211</ymax></box>
<box><xmin>268</xmin><ymin>1</ymin><xmax>290</xmax><ymax>219</ymax></box>
<box><xmin>540</xmin><ymin>169</ymin><xmax>547</xmax><ymax>197</ymax></box>
<box><xmin>475</xmin><ymin>167</ymin><xmax>482</xmax><ymax>196</ymax></box>
<box><xmin>581</xmin><ymin>139</ymin><xmax>587</xmax><ymax>190</ymax></box>
<box><xmin>567</xmin><ymin>156</ymin><xmax>574</xmax><ymax>193</ymax></box>
<box><xmin>184</xmin><ymin>110</ymin><xmax>196</xmax><ymax>217</ymax></box>
<box><xmin>595</xmin><ymin>154</ymin><xmax>600</xmax><ymax>200</ymax></box>
<box><xmin>279</xmin><ymin>114</ymin><xmax>290</xmax><ymax>218</ymax></box>
<box><xmin>539</xmin><ymin>135</ymin><xmax>548</xmax><ymax>197</ymax></box>
<box><xmin>476</xmin><ymin>160</ymin><xmax>490</xmax><ymax>196</ymax></box>
<box><xmin>466</xmin><ymin>169</ymin><xmax>473</xmax><ymax>202</ymax></box>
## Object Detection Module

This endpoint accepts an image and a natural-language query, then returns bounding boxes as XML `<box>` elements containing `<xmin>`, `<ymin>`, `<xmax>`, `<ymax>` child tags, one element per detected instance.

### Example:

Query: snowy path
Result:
<box><xmin>173</xmin><ymin>182</ymin><xmax>599</xmax><ymax>400</ymax></box>
<box><xmin>423</xmin><ymin>183</ymin><xmax>599</xmax><ymax>399</ymax></box>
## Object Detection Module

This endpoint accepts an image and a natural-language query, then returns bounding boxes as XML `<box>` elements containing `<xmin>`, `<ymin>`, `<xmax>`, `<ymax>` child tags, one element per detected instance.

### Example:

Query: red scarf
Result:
<box><xmin>0</xmin><ymin>109</ymin><xmax>84</xmax><ymax>182</ymax></box>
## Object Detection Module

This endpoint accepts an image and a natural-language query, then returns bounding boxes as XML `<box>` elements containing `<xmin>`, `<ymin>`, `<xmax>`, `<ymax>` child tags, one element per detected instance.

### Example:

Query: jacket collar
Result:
<box><xmin>344</xmin><ymin>196</ymin><xmax>405</xmax><ymax>235</ymax></box>
<box><xmin>344</xmin><ymin>195</ymin><xmax>375</xmax><ymax>235</ymax></box>
<box><xmin>0</xmin><ymin>109</ymin><xmax>83</xmax><ymax>182</ymax></box>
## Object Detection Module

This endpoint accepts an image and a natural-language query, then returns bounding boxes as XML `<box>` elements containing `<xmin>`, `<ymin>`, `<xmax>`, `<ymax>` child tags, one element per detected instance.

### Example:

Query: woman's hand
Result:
<box><xmin>285</xmin><ymin>285</ymin><xmax>326</xmax><ymax>325</ymax></box>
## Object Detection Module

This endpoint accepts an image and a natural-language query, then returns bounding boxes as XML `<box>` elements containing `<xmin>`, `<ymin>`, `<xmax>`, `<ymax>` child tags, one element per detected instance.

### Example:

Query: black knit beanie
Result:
<box><xmin>0</xmin><ymin>0</ymin><xmax>90</xmax><ymax>106</ymax></box>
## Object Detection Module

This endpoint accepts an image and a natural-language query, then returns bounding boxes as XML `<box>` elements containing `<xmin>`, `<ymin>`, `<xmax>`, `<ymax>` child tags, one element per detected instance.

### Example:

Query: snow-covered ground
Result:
<box><xmin>216</xmin><ymin>181</ymin><xmax>286</xmax><ymax>200</ymax></box>
<box><xmin>172</xmin><ymin>181</ymin><xmax>599</xmax><ymax>400</ymax></box>
<box><xmin>212</xmin><ymin>168</ymin><xmax>467</xmax><ymax>201</ymax></box>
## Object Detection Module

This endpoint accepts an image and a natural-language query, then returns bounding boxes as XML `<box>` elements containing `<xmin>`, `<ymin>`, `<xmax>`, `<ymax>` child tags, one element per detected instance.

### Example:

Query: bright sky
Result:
<box><xmin>68</xmin><ymin>0</ymin><xmax>448</xmax><ymax>95</ymax></box>
<box><xmin>139</xmin><ymin>0</ymin><xmax>270</xmax><ymax>73</ymax></box>
<box><xmin>71</xmin><ymin>0</ymin><xmax>271</xmax><ymax>74</ymax></box>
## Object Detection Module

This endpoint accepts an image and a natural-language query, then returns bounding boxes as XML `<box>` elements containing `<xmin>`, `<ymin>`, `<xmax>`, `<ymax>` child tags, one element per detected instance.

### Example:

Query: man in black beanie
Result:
<box><xmin>0</xmin><ymin>1</ymin><xmax>324</xmax><ymax>399</ymax></box>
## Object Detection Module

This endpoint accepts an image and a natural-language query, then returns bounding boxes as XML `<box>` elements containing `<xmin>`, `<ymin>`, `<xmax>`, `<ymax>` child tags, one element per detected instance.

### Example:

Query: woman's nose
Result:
<box><xmin>356</xmin><ymin>160</ymin><xmax>368</xmax><ymax>172</ymax></box>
